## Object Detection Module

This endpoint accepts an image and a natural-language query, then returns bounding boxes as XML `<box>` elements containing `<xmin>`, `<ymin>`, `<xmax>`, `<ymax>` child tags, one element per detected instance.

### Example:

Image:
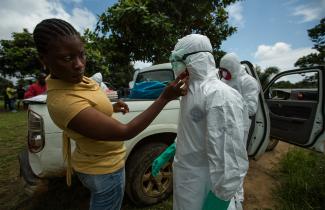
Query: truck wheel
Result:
<box><xmin>266</xmin><ymin>137</ymin><xmax>279</xmax><ymax>151</ymax></box>
<box><xmin>125</xmin><ymin>142</ymin><xmax>173</xmax><ymax>206</ymax></box>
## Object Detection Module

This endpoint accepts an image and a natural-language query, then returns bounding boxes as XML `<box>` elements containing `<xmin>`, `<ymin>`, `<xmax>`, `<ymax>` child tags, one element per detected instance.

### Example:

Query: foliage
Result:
<box><xmin>82</xmin><ymin>29</ymin><xmax>110</xmax><ymax>78</ymax></box>
<box><xmin>272</xmin><ymin>73</ymin><xmax>318</xmax><ymax>89</ymax></box>
<box><xmin>96</xmin><ymin>0</ymin><xmax>239</xmax><ymax>87</ymax></box>
<box><xmin>256</xmin><ymin>66</ymin><xmax>280</xmax><ymax>89</ymax></box>
<box><xmin>274</xmin><ymin>148</ymin><xmax>325</xmax><ymax>210</ymax></box>
<box><xmin>0</xmin><ymin>29</ymin><xmax>112</xmax><ymax>85</ymax></box>
<box><xmin>0</xmin><ymin>29</ymin><xmax>41</xmax><ymax>77</ymax></box>
<box><xmin>295</xmin><ymin>18</ymin><xmax>325</xmax><ymax>67</ymax></box>
<box><xmin>1</xmin><ymin>0</ymin><xmax>239</xmax><ymax>88</ymax></box>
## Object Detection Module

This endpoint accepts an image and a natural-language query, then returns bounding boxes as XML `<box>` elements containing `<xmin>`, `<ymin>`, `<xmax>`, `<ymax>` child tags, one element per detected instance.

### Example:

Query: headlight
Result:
<box><xmin>28</xmin><ymin>110</ymin><xmax>45</xmax><ymax>153</ymax></box>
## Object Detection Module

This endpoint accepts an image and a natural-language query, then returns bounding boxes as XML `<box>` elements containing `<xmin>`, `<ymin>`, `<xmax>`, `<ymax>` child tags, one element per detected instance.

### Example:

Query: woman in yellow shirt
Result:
<box><xmin>33</xmin><ymin>18</ymin><xmax>187</xmax><ymax>210</ymax></box>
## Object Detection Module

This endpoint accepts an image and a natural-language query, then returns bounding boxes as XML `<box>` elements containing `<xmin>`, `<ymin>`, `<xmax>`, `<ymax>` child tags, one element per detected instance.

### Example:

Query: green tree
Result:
<box><xmin>0</xmin><ymin>29</ymin><xmax>110</xmax><ymax>83</ymax></box>
<box><xmin>0</xmin><ymin>29</ymin><xmax>41</xmax><ymax>77</ymax></box>
<box><xmin>96</xmin><ymin>0</ymin><xmax>239</xmax><ymax>87</ymax></box>
<box><xmin>292</xmin><ymin>73</ymin><xmax>318</xmax><ymax>88</ymax></box>
<box><xmin>295</xmin><ymin>18</ymin><xmax>324</xmax><ymax>67</ymax></box>
<box><xmin>273</xmin><ymin>80</ymin><xmax>293</xmax><ymax>89</ymax></box>
<box><xmin>82</xmin><ymin>29</ymin><xmax>110</xmax><ymax>78</ymax></box>
<box><xmin>256</xmin><ymin>66</ymin><xmax>280</xmax><ymax>89</ymax></box>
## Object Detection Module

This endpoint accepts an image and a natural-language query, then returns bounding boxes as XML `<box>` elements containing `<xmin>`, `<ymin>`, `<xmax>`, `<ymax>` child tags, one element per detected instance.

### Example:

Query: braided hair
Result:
<box><xmin>33</xmin><ymin>18</ymin><xmax>80</xmax><ymax>54</ymax></box>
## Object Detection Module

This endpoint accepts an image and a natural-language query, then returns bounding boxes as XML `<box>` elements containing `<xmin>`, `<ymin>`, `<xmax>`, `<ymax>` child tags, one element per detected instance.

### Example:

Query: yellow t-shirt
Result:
<box><xmin>6</xmin><ymin>87</ymin><xmax>16</xmax><ymax>99</ymax></box>
<box><xmin>46</xmin><ymin>76</ymin><xmax>126</xmax><ymax>175</ymax></box>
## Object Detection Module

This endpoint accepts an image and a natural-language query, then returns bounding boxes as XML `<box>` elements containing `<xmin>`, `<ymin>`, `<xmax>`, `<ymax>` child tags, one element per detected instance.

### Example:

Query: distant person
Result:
<box><xmin>16</xmin><ymin>84</ymin><xmax>26</xmax><ymax>110</ymax></box>
<box><xmin>91</xmin><ymin>72</ymin><xmax>119</xmax><ymax>100</ymax></box>
<box><xmin>25</xmin><ymin>80</ymin><xmax>33</xmax><ymax>91</ymax></box>
<box><xmin>2</xmin><ymin>84</ymin><xmax>10</xmax><ymax>111</ymax></box>
<box><xmin>6</xmin><ymin>83</ymin><xmax>17</xmax><ymax>112</ymax></box>
<box><xmin>91</xmin><ymin>72</ymin><xmax>110</xmax><ymax>92</ymax></box>
<box><xmin>24</xmin><ymin>73</ymin><xmax>47</xmax><ymax>99</ymax></box>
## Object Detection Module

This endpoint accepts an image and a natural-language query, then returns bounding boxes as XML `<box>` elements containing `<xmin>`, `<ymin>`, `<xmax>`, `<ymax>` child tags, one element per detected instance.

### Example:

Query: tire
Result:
<box><xmin>125</xmin><ymin>142</ymin><xmax>173</xmax><ymax>206</ymax></box>
<box><xmin>266</xmin><ymin>137</ymin><xmax>279</xmax><ymax>151</ymax></box>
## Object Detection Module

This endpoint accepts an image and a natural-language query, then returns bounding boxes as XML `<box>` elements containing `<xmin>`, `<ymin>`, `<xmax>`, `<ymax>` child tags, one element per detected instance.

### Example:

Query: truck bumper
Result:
<box><xmin>18</xmin><ymin>150</ymin><xmax>48</xmax><ymax>195</ymax></box>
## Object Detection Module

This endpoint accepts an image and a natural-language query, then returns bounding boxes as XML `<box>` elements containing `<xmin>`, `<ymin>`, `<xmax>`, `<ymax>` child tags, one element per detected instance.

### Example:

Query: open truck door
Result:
<box><xmin>240</xmin><ymin>61</ymin><xmax>271</xmax><ymax>159</ymax></box>
<box><xmin>263</xmin><ymin>66</ymin><xmax>325</xmax><ymax>153</ymax></box>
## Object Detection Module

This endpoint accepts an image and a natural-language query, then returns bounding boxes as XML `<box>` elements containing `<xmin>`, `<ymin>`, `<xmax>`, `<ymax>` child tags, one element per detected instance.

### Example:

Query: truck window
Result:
<box><xmin>136</xmin><ymin>69</ymin><xmax>174</xmax><ymax>83</ymax></box>
<box><xmin>267</xmin><ymin>71</ymin><xmax>318</xmax><ymax>101</ymax></box>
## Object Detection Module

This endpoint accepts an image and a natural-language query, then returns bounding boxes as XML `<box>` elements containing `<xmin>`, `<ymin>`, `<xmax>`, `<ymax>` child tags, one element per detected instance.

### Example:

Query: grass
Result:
<box><xmin>273</xmin><ymin>147</ymin><xmax>325</xmax><ymax>210</ymax></box>
<box><xmin>0</xmin><ymin>110</ymin><xmax>29</xmax><ymax>210</ymax></box>
<box><xmin>0</xmin><ymin>111</ymin><xmax>27</xmax><ymax>171</ymax></box>
<box><xmin>0</xmin><ymin>108</ymin><xmax>172</xmax><ymax>210</ymax></box>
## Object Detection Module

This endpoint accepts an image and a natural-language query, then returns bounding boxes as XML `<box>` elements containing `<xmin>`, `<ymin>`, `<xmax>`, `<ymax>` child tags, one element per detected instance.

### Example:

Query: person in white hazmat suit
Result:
<box><xmin>219</xmin><ymin>53</ymin><xmax>260</xmax><ymax>131</ymax></box>
<box><xmin>163</xmin><ymin>34</ymin><xmax>249</xmax><ymax>210</ymax></box>
<box><xmin>218</xmin><ymin>53</ymin><xmax>260</xmax><ymax>203</ymax></box>
<box><xmin>90</xmin><ymin>72</ymin><xmax>109</xmax><ymax>92</ymax></box>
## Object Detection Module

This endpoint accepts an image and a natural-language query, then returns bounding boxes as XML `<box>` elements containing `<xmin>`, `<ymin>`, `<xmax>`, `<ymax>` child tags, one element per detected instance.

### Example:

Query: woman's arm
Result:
<box><xmin>68</xmin><ymin>75</ymin><xmax>187</xmax><ymax>141</ymax></box>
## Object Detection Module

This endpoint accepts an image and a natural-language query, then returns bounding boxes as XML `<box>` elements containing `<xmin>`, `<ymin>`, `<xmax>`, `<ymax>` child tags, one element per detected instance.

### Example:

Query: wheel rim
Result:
<box><xmin>141</xmin><ymin>162</ymin><xmax>172</xmax><ymax>197</ymax></box>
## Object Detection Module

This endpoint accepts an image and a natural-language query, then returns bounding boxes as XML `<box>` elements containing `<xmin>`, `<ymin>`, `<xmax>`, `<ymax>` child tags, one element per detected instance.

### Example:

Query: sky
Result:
<box><xmin>0</xmin><ymin>0</ymin><xmax>324</xmax><ymax>71</ymax></box>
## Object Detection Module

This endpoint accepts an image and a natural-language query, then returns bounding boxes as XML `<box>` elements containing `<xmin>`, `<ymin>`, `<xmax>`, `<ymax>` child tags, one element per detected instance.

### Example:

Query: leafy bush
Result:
<box><xmin>274</xmin><ymin>148</ymin><xmax>325</xmax><ymax>210</ymax></box>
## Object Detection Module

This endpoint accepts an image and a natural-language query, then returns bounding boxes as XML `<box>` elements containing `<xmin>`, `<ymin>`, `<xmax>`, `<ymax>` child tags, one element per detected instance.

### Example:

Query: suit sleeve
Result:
<box><xmin>205</xmin><ymin>95</ymin><xmax>249</xmax><ymax>201</ymax></box>
<box><xmin>242</xmin><ymin>77</ymin><xmax>260</xmax><ymax>116</ymax></box>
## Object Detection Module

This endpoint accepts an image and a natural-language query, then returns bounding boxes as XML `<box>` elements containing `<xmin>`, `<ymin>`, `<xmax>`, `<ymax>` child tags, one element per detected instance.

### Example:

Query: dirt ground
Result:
<box><xmin>243</xmin><ymin>141</ymin><xmax>294</xmax><ymax>210</ymax></box>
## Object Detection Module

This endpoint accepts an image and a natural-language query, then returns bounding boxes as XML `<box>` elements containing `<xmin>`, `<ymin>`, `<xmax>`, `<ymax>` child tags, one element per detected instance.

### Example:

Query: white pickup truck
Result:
<box><xmin>19</xmin><ymin>62</ymin><xmax>325</xmax><ymax>206</ymax></box>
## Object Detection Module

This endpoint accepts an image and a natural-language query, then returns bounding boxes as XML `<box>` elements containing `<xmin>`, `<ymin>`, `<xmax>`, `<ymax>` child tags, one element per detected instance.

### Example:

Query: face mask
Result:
<box><xmin>170</xmin><ymin>49</ymin><xmax>212</xmax><ymax>77</ymax></box>
<box><xmin>220</xmin><ymin>69</ymin><xmax>232</xmax><ymax>80</ymax></box>
<box><xmin>170</xmin><ymin>49</ymin><xmax>187</xmax><ymax>77</ymax></box>
<box><xmin>171</xmin><ymin>61</ymin><xmax>186</xmax><ymax>77</ymax></box>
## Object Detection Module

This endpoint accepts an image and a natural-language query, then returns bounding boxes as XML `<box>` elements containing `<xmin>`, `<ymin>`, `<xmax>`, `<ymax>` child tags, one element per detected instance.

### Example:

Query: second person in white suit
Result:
<box><xmin>219</xmin><ymin>53</ymin><xmax>260</xmax><ymax>204</ymax></box>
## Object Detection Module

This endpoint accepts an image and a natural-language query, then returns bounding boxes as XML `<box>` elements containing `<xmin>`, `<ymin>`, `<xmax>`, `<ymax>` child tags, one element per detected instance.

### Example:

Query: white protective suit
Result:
<box><xmin>220</xmin><ymin>53</ymin><xmax>260</xmax><ymax>118</ymax></box>
<box><xmin>220</xmin><ymin>53</ymin><xmax>260</xmax><ymax>203</ymax></box>
<box><xmin>220</xmin><ymin>53</ymin><xmax>260</xmax><ymax>146</ymax></box>
<box><xmin>172</xmin><ymin>34</ymin><xmax>249</xmax><ymax>210</ymax></box>
<box><xmin>91</xmin><ymin>72</ymin><xmax>109</xmax><ymax>92</ymax></box>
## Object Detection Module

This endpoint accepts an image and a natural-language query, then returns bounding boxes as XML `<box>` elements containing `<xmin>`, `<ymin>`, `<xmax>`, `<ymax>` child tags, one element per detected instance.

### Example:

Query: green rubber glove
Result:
<box><xmin>151</xmin><ymin>143</ymin><xmax>176</xmax><ymax>177</ymax></box>
<box><xmin>202</xmin><ymin>191</ymin><xmax>230</xmax><ymax>210</ymax></box>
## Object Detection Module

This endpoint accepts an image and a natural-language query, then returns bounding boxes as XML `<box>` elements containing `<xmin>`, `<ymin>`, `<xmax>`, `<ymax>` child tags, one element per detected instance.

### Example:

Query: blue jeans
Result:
<box><xmin>9</xmin><ymin>99</ymin><xmax>16</xmax><ymax>111</ymax></box>
<box><xmin>76</xmin><ymin>167</ymin><xmax>125</xmax><ymax>210</ymax></box>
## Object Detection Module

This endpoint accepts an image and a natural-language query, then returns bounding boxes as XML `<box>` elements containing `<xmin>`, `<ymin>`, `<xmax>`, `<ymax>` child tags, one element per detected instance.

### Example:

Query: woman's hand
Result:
<box><xmin>113</xmin><ymin>100</ymin><xmax>129</xmax><ymax>114</ymax></box>
<box><xmin>160</xmin><ymin>71</ymin><xmax>189</xmax><ymax>102</ymax></box>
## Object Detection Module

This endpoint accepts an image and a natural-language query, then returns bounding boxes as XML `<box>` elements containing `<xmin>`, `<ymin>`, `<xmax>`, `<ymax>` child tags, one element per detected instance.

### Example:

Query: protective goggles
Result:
<box><xmin>169</xmin><ymin>50</ymin><xmax>212</xmax><ymax>62</ymax></box>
